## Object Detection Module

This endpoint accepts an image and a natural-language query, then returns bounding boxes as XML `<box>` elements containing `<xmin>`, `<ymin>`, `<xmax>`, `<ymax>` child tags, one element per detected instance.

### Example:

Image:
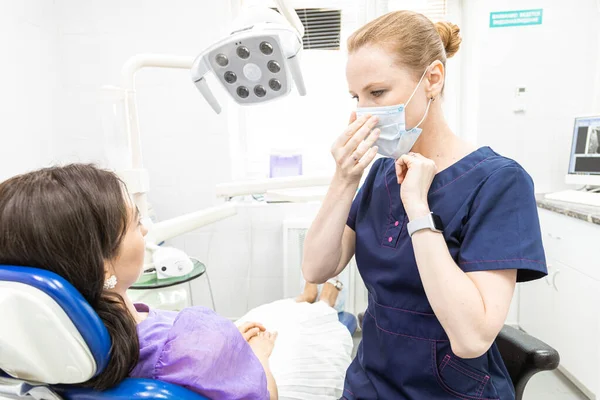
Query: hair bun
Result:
<box><xmin>435</xmin><ymin>21</ymin><xmax>462</xmax><ymax>58</ymax></box>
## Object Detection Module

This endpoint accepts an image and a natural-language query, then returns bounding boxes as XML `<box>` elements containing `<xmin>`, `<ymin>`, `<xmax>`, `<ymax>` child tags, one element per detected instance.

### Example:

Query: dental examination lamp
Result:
<box><xmin>112</xmin><ymin>0</ymin><xmax>307</xmax><ymax>281</ymax></box>
<box><xmin>191</xmin><ymin>0</ymin><xmax>307</xmax><ymax>113</ymax></box>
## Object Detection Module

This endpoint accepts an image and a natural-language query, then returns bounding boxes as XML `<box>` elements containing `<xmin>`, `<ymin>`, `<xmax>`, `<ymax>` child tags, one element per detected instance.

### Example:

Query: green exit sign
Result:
<box><xmin>490</xmin><ymin>9</ymin><xmax>543</xmax><ymax>28</ymax></box>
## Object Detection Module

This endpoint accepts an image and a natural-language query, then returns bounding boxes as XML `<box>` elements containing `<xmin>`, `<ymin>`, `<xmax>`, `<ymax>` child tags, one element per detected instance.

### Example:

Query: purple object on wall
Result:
<box><xmin>269</xmin><ymin>154</ymin><xmax>302</xmax><ymax>178</ymax></box>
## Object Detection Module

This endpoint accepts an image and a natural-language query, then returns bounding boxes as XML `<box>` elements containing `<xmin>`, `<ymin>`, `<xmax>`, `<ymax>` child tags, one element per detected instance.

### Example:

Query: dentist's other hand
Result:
<box><xmin>395</xmin><ymin>152</ymin><xmax>437</xmax><ymax>220</ymax></box>
<box><xmin>331</xmin><ymin>113</ymin><xmax>380</xmax><ymax>184</ymax></box>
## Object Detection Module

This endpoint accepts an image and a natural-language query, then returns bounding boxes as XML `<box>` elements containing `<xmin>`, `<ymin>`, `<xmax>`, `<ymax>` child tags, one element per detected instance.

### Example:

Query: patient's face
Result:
<box><xmin>110</xmin><ymin>199</ymin><xmax>147</xmax><ymax>291</ymax></box>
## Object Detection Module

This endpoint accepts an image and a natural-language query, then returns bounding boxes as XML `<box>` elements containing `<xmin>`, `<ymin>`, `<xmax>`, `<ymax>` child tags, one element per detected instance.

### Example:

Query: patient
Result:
<box><xmin>0</xmin><ymin>165</ymin><xmax>353</xmax><ymax>400</ymax></box>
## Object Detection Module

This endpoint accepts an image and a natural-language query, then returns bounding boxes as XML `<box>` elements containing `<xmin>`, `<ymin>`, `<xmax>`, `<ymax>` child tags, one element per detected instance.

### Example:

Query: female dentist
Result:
<box><xmin>302</xmin><ymin>10</ymin><xmax>547</xmax><ymax>400</ymax></box>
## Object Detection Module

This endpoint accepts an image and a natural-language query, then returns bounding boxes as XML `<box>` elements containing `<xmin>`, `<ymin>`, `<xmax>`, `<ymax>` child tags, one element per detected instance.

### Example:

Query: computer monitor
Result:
<box><xmin>565</xmin><ymin>116</ymin><xmax>600</xmax><ymax>186</ymax></box>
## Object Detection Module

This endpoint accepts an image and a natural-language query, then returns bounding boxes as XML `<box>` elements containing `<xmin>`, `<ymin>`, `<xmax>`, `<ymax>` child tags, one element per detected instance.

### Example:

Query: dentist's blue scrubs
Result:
<box><xmin>343</xmin><ymin>146</ymin><xmax>547</xmax><ymax>400</ymax></box>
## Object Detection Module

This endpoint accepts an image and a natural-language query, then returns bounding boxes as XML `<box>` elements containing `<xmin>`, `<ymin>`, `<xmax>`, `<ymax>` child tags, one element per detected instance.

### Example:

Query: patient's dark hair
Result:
<box><xmin>0</xmin><ymin>164</ymin><xmax>139</xmax><ymax>390</ymax></box>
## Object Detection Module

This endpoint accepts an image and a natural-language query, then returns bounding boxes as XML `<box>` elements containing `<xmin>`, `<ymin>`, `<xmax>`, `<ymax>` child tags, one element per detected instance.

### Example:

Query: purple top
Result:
<box><xmin>130</xmin><ymin>304</ymin><xmax>269</xmax><ymax>400</ymax></box>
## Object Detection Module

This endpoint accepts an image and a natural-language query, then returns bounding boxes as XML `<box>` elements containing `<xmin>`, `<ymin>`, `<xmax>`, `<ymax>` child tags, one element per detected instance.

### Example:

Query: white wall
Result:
<box><xmin>188</xmin><ymin>202</ymin><xmax>322</xmax><ymax>318</ymax></box>
<box><xmin>47</xmin><ymin>0</ymin><xmax>330</xmax><ymax>319</ymax></box>
<box><xmin>52</xmin><ymin>0</ymin><xmax>232</xmax><ymax>197</ymax></box>
<box><xmin>461</xmin><ymin>0</ymin><xmax>600</xmax><ymax>194</ymax></box>
<box><xmin>0</xmin><ymin>0</ymin><xmax>57</xmax><ymax>182</ymax></box>
<box><xmin>239</xmin><ymin>50</ymin><xmax>354</xmax><ymax>179</ymax></box>
<box><xmin>460</xmin><ymin>0</ymin><xmax>600</xmax><ymax>325</ymax></box>
<box><xmin>49</xmin><ymin>0</ymin><xmax>250</xmax><ymax>315</ymax></box>
<box><xmin>0</xmin><ymin>0</ymin><xmax>325</xmax><ymax>319</ymax></box>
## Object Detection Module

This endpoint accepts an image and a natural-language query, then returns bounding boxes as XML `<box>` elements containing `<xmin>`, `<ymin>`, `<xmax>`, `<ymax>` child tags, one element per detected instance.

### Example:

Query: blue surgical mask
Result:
<box><xmin>355</xmin><ymin>68</ymin><xmax>433</xmax><ymax>159</ymax></box>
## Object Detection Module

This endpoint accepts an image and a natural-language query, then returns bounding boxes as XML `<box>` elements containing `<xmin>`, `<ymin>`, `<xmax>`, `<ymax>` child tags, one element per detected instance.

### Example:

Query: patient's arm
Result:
<box><xmin>260</xmin><ymin>361</ymin><xmax>278</xmax><ymax>400</ymax></box>
<box><xmin>147</xmin><ymin>308</ymin><xmax>271</xmax><ymax>400</ymax></box>
<box><xmin>249</xmin><ymin>332</ymin><xmax>279</xmax><ymax>400</ymax></box>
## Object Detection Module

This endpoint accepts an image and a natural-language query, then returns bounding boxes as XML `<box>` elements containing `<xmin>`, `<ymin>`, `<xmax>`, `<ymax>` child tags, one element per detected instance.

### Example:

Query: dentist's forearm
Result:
<box><xmin>302</xmin><ymin>174</ymin><xmax>358</xmax><ymax>282</ymax></box>
<box><xmin>407</xmin><ymin>206</ymin><xmax>493</xmax><ymax>357</ymax></box>
<box><xmin>412</xmin><ymin>230</ymin><xmax>494</xmax><ymax>357</ymax></box>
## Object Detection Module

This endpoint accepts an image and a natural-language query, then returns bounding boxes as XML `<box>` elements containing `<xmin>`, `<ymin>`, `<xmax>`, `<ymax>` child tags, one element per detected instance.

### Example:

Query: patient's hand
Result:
<box><xmin>248</xmin><ymin>331</ymin><xmax>278</xmax><ymax>361</ymax></box>
<box><xmin>238</xmin><ymin>321</ymin><xmax>266</xmax><ymax>342</ymax></box>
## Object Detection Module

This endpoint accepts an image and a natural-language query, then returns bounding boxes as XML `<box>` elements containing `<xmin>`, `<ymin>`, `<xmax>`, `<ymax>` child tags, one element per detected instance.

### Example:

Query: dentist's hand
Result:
<box><xmin>331</xmin><ymin>112</ymin><xmax>380</xmax><ymax>184</ymax></box>
<box><xmin>395</xmin><ymin>152</ymin><xmax>437</xmax><ymax>220</ymax></box>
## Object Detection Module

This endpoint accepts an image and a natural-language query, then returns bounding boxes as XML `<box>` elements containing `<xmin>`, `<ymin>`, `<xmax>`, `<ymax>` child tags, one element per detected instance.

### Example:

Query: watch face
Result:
<box><xmin>431</xmin><ymin>214</ymin><xmax>443</xmax><ymax>231</ymax></box>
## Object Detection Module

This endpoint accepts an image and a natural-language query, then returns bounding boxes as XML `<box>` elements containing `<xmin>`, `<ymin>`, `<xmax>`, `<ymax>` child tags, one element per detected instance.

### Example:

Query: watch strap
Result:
<box><xmin>407</xmin><ymin>213</ymin><xmax>442</xmax><ymax>237</ymax></box>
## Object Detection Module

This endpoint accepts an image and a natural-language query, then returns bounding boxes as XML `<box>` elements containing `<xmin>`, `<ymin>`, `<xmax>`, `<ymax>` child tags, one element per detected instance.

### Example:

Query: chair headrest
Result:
<box><xmin>0</xmin><ymin>265</ymin><xmax>111</xmax><ymax>385</ymax></box>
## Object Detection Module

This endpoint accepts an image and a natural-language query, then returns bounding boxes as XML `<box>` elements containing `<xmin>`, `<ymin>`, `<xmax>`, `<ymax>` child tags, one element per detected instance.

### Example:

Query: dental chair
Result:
<box><xmin>0</xmin><ymin>265</ymin><xmax>209</xmax><ymax>400</ymax></box>
<box><xmin>357</xmin><ymin>313</ymin><xmax>560</xmax><ymax>400</ymax></box>
<box><xmin>0</xmin><ymin>265</ymin><xmax>358</xmax><ymax>400</ymax></box>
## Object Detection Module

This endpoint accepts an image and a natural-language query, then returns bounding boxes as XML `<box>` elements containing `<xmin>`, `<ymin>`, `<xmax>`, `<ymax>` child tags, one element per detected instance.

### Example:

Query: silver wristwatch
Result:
<box><xmin>326</xmin><ymin>279</ymin><xmax>343</xmax><ymax>291</ymax></box>
<box><xmin>407</xmin><ymin>212</ymin><xmax>443</xmax><ymax>237</ymax></box>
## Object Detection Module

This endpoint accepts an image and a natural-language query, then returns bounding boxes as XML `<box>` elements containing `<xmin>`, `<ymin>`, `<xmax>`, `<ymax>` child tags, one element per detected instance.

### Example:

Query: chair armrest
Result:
<box><xmin>497</xmin><ymin>325</ymin><xmax>560</xmax><ymax>373</ymax></box>
<box><xmin>496</xmin><ymin>325</ymin><xmax>560</xmax><ymax>398</ymax></box>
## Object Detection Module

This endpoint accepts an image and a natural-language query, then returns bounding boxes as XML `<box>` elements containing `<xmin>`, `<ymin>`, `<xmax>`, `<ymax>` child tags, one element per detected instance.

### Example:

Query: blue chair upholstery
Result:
<box><xmin>0</xmin><ymin>265</ymin><xmax>208</xmax><ymax>400</ymax></box>
<box><xmin>54</xmin><ymin>379</ymin><xmax>209</xmax><ymax>400</ymax></box>
<box><xmin>337</xmin><ymin>311</ymin><xmax>357</xmax><ymax>336</ymax></box>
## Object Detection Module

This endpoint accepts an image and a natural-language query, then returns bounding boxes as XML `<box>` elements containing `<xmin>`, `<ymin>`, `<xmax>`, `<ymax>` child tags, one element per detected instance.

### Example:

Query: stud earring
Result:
<box><xmin>103</xmin><ymin>275</ymin><xmax>117</xmax><ymax>290</ymax></box>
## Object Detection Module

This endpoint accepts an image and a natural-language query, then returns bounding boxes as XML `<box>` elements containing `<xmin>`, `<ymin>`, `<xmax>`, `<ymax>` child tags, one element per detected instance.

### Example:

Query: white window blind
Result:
<box><xmin>295</xmin><ymin>8</ymin><xmax>342</xmax><ymax>50</ymax></box>
<box><xmin>242</xmin><ymin>0</ymin><xmax>361</xmax><ymax>49</ymax></box>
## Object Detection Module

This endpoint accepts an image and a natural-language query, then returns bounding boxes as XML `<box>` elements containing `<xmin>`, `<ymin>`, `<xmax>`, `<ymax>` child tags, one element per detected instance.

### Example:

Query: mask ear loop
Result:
<box><xmin>405</xmin><ymin>67</ymin><xmax>431</xmax><ymax>107</ymax></box>
<box><xmin>409</xmin><ymin>96</ymin><xmax>434</xmax><ymax>131</ymax></box>
<box><xmin>406</xmin><ymin>65</ymin><xmax>436</xmax><ymax>131</ymax></box>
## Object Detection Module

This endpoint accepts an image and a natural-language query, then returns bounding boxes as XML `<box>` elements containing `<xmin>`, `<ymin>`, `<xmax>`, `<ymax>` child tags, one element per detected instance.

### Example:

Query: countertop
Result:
<box><xmin>536</xmin><ymin>194</ymin><xmax>600</xmax><ymax>225</ymax></box>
